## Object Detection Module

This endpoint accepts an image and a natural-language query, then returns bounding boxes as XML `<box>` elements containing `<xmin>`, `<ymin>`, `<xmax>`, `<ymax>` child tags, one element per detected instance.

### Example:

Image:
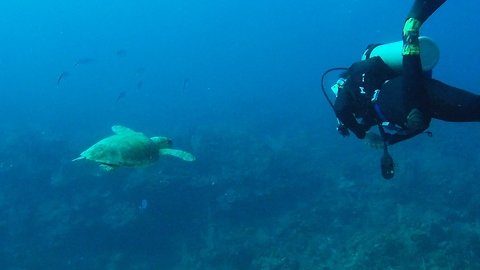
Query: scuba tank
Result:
<box><xmin>361</xmin><ymin>36</ymin><xmax>440</xmax><ymax>72</ymax></box>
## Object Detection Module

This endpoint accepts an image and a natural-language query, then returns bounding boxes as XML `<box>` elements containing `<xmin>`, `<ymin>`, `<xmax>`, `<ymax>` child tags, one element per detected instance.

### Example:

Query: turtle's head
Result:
<box><xmin>150</xmin><ymin>136</ymin><xmax>172</xmax><ymax>149</ymax></box>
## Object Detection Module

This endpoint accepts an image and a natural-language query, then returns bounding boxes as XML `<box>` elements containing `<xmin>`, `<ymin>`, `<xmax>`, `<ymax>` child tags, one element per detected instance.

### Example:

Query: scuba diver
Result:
<box><xmin>323</xmin><ymin>0</ymin><xmax>480</xmax><ymax>179</ymax></box>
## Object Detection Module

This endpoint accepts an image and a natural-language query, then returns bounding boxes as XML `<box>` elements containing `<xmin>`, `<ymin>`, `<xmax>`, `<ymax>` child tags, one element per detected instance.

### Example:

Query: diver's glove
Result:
<box><xmin>363</xmin><ymin>131</ymin><xmax>386</xmax><ymax>149</ymax></box>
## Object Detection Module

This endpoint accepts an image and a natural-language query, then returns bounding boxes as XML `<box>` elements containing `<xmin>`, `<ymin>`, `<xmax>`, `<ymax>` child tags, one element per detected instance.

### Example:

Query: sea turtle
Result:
<box><xmin>72</xmin><ymin>125</ymin><xmax>195</xmax><ymax>171</ymax></box>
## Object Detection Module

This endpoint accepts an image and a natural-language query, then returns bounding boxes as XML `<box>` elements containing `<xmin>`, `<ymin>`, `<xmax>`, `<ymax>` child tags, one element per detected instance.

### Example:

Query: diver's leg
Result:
<box><xmin>402</xmin><ymin>18</ymin><xmax>426</xmax><ymax>130</ymax></box>
<box><xmin>402</xmin><ymin>0</ymin><xmax>447</xmax><ymax>130</ymax></box>
<box><xmin>427</xmin><ymin>79</ymin><xmax>480</xmax><ymax>122</ymax></box>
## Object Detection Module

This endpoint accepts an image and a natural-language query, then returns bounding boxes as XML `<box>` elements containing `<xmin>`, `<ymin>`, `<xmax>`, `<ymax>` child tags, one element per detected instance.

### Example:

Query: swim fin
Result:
<box><xmin>407</xmin><ymin>0</ymin><xmax>447</xmax><ymax>24</ymax></box>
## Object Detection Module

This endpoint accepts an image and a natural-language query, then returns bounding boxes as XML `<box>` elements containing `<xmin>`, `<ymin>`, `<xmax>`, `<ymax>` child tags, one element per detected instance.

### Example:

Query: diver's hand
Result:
<box><xmin>363</xmin><ymin>131</ymin><xmax>385</xmax><ymax>149</ymax></box>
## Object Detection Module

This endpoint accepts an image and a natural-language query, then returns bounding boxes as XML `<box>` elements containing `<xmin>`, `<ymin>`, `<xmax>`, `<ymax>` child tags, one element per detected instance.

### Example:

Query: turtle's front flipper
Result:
<box><xmin>100</xmin><ymin>164</ymin><xmax>118</xmax><ymax>171</ymax></box>
<box><xmin>159</xmin><ymin>149</ymin><xmax>195</xmax><ymax>161</ymax></box>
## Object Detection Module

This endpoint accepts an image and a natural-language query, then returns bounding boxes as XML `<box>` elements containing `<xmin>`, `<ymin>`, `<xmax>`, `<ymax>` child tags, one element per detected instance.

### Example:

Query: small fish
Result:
<box><xmin>183</xmin><ymin>78</ymin><xmax>189</xmax><ymax>91</ymax></box>
<box><xmin>57</xmin><ymin>71</ymin><xmax>69</xmax><ymax>84</ymax></box>
<box><xmin>74</xmin><ymin>57</ymin><xmax>94</xmax><ymax>67</ymax></box>
<box><xmin>116</xmin><ymin>91</ymin><xmax>125</xmax><ymax>102</ymax></box>
<box><xmin>139</xmin><ymin>199</ymin><xmax>147</xmax><ymax>213</ymax></box>
<box><xmin>116</xmin><ymin>49</ymin><xmax>127</xmax><ymax>57</ymax></box>
<box><xmin>136</xmin><ymin>82</ymin><xmax>143</xmax><ymax>89</ymax></box>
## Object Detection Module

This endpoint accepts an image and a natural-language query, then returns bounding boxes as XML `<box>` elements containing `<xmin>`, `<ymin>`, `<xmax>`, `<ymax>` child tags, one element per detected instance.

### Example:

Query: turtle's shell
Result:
<box><xmin>80</xmin><ymin>127</ymin><xmax>160</xmax><ymax>168</ymax></box>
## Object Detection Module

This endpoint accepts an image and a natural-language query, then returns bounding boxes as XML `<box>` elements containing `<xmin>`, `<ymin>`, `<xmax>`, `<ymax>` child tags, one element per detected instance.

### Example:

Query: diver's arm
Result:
<box><xmin>407</xmin><ymin>0</ymin><xmax>446</xmax><ymax>24</ymax></box>
<box><xmin>402</xmin><ymin>0</ymin><xmax>447</xmax><ymax>91</ymax></box>
<box><xmin>334</xmin><ymin>90</ymin><xmax>366</xmax><ymax>139</ymax></box>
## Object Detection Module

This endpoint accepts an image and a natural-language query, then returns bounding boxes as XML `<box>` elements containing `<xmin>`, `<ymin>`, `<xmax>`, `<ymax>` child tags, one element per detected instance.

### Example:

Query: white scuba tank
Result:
<box><xmin>361</xmin><ymin>36</ymin><xmax>440</xmax><ymax>72</ymax></box>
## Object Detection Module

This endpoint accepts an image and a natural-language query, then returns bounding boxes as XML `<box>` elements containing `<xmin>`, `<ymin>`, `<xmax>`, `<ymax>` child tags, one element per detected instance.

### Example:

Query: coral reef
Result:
<box><xmin>1</xmin><ymin>123</ymin><xmax>480</xmax><ymax>269</ymax></box>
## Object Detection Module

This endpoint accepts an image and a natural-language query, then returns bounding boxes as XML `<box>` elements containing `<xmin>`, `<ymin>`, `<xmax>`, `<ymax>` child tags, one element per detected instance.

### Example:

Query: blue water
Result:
<box><xmin>1</xmin><ymin>0</ymin><xmax>480</xmax><ymax>269</ymax></box>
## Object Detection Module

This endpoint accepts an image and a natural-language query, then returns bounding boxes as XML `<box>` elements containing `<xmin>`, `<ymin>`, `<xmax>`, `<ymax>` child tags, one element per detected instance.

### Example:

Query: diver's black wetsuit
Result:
<box><xmin>334</xmin><ymin>57</ymin><xmax>480</xmax><ymax>145</ymax></box>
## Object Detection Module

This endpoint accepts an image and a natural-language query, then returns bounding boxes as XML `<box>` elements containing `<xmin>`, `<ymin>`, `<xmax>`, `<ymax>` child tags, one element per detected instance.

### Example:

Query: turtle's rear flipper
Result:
<box><xmin>159</xmin><ymin>149</ymin><xmax>195</xmax><ymax>161</ymax></box>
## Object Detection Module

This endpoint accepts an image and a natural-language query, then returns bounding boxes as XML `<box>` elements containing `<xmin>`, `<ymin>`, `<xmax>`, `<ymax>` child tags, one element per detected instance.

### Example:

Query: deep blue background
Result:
<box><xmin>1</xmin><ymin>1</ymin><xmax>479</xmax><ymax>136</ymax></box>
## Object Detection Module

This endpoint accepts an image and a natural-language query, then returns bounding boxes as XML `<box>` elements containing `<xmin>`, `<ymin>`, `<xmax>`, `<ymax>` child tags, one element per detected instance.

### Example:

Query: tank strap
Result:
<box><xmin>362</xmin><ymin>43</ymin><xmax>382</xmax><ymax>60</ymax></box>
<box><xmin>374</xmin><ymin>104</ymin><xmax>388</xmax><ymax>122</ymax></box>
